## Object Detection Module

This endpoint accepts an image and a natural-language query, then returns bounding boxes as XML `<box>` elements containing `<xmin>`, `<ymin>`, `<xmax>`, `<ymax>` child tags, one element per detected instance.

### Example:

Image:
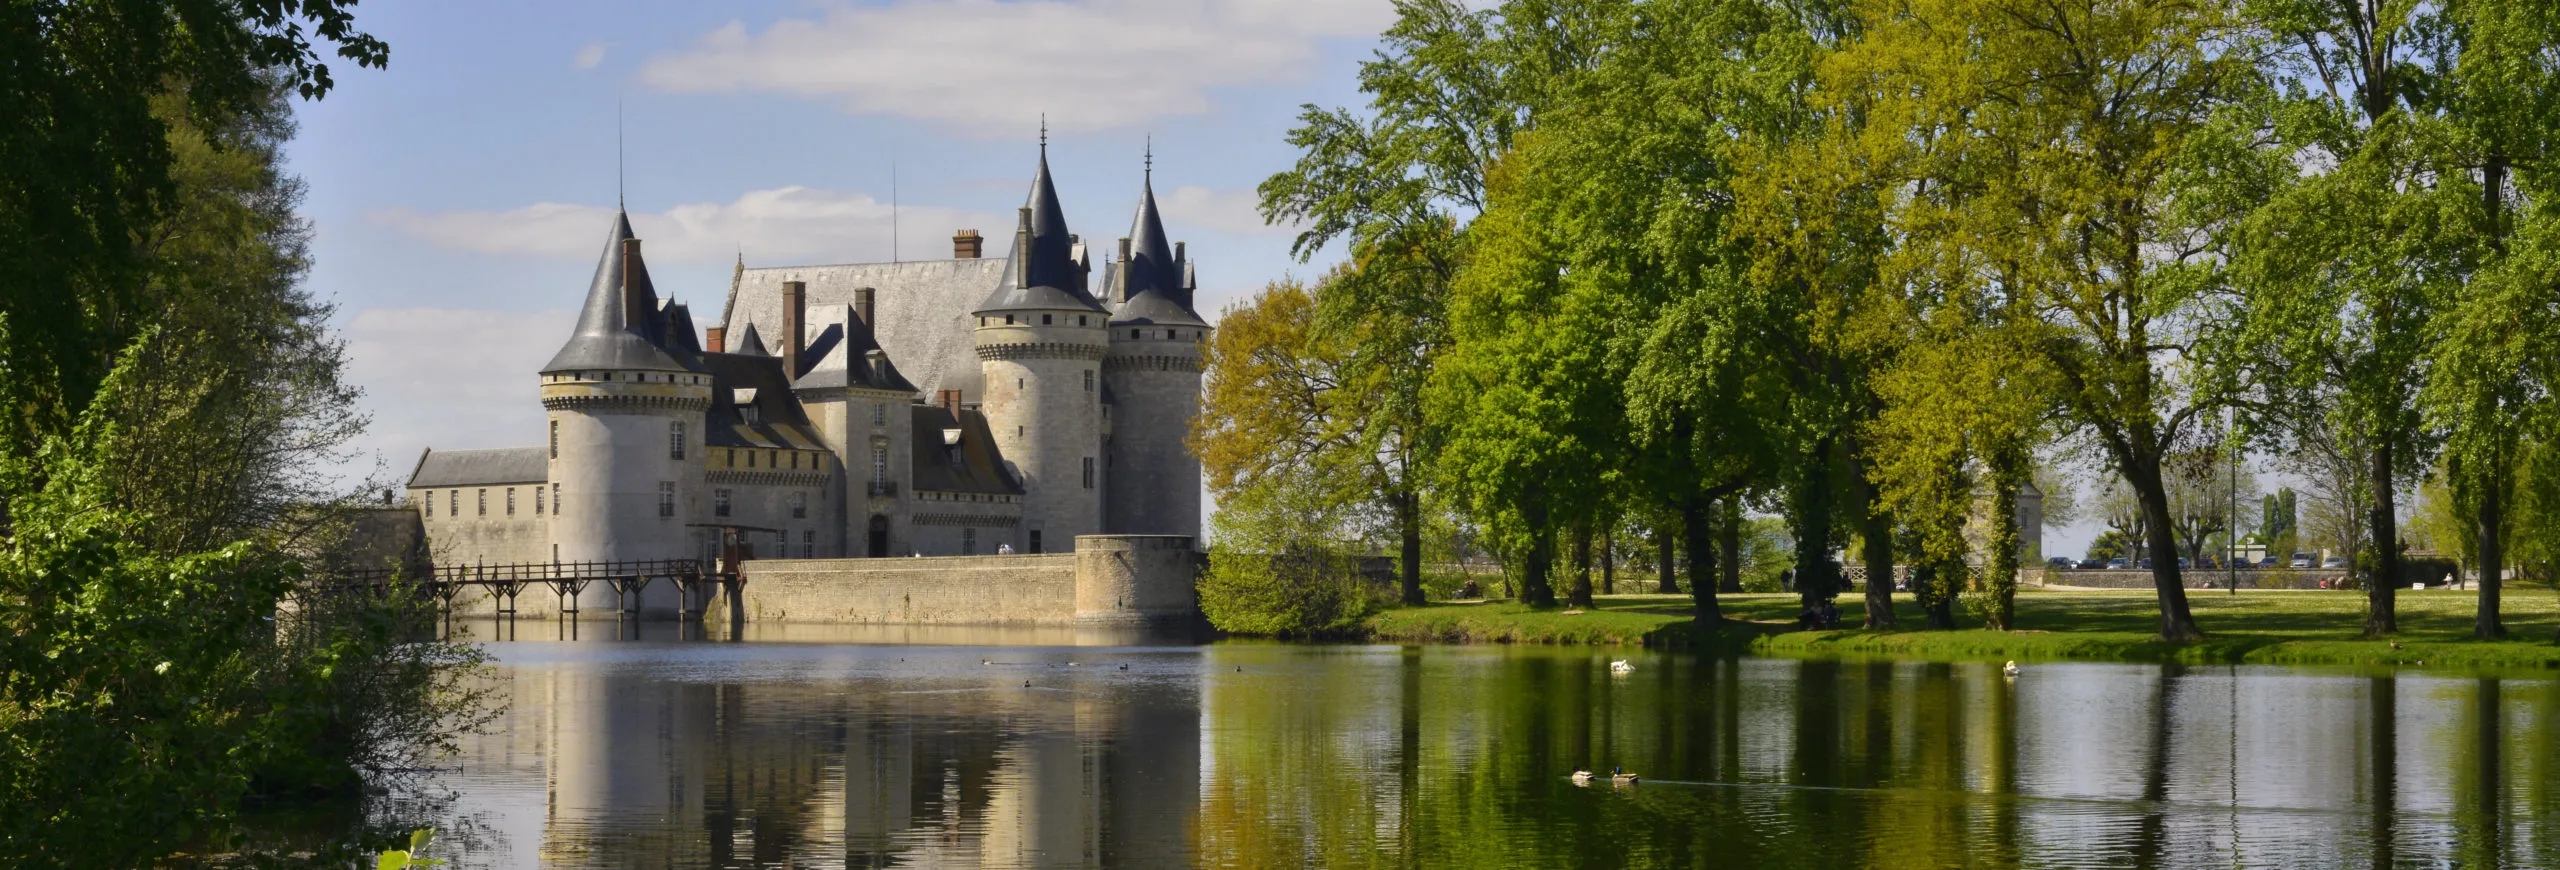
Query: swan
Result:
<box><xmin>1609</xmin><ymin>660</ymin><xmax>1635</xmax><ymax>675</ymax></box>
<box><xmin>2002</xmin><ymin>661</ymin><xmax>2021</xmax><ymax>679</ymax></box>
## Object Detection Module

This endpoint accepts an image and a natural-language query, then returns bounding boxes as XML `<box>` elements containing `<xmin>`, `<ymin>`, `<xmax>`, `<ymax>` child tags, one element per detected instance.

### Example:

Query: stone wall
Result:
<box><xmin>741</xmin><ymin>553</ymin><xmax>1080</xmax><ymax>624</ymax></box>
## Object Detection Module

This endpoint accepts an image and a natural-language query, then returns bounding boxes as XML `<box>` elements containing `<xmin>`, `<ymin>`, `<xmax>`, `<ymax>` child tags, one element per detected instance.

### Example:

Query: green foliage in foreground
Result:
<box><xmin>1363</xmin><ymin>589</ymin><xmax>2560</xmax><ymax>668</ymax></box>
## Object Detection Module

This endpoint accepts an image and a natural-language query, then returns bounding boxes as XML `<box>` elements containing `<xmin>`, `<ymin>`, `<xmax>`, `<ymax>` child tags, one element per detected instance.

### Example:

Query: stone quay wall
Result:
<box><xmin>739</xmin><ymin>534</ymin><xmax>1200</xmax><ymax>627</ymax></box>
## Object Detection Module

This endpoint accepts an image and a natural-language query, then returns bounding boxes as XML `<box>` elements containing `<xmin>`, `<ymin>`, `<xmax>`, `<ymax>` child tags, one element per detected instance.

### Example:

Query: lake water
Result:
<box><xmin>408</xmin><ymin>620</ymin><xmax>2560</xmax><ymax>868</ymax></box>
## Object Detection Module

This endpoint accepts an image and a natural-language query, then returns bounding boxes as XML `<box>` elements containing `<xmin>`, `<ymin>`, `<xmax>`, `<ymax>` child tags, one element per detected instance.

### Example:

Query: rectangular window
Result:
<box><xmin>1083</xmin><ymin>370</ymin><xmax>1094</xmax><ymax>392</ymax></box>
<box><xmin>791</xmin><ymin>452</ymin><xmax>799</xmax><ymax>470</ymax></box>
<box><xmin>802</xmin><ymin>530</ymin><xmax>814</xmax><ymax>559</ymax></box>
<box><xmin>535</xmin><ymin>486</ymin><xmax>544</xmax><ymax>515</ymax></box>
<box><xmin>506</xmin><ymin>488</ymin><xmax>516</xmax><ymax>516</ymax></box>
<box><xmin>790</xmin><ymin>491</ymin><xmax>807</xmax><ymax>519</ymax></box>
<box><xmin>552</xmin><ymin>483</ymin><xmax>560</xmax><ymax>513</ymax></box>
<box><xmin>449</xmin><ymin>490</ymin><xmax>458</xmax><ymax>516</ymax></box>
<box><xmin>871</xmin><ymin>446</ymin><xmax>887</xmax><ymax>485</ymax></box>
<box><xmin>670</xmin><ymin>421</ymin><xmax>686</xmax><ymax>460</ymax></box>
<box><xmin>476</xmin><ymin>489</ymin><xmax>486</xmax><ymax>517</ymax></box>
<box><xmin>549</xmin><ymin>420</ymin><xmax>558</xmax><ymax>459</ymax></box>
<box><xmin>659</xmin><ymin>482</ymin><xmax>676</xmax><ymax>518</ymax></box>
<box><xmin>1082</xmin><ymin>457</ymin><xmax>1094</xmax><ymax>489</ymax></box>
<box><xmin>714</xmin><ymin>488</ymin><xmax>732</xmax><ymax>517</ymax></box>
<box><xmin>1029</xmin><ymin>530</ymin><xmax>1042</xmax><ymax>554</ymax></box>
<box><xmin>962</xmin><ymin>528</ymin><xmax>976</xmax><ymax>555</ymax></box>
<box><xmin>873</xmin><ymin>402</ymin><xmax>886</xmax><ymax>426</ymax></box>
<box><xmin>424</xmin><ymin>493</ymin><xmax>433</xmax><ymax>518</ymax></box>
<box><xmin>748</xmin><ymin>451</ymin><xmax>757</xmax><ymax>469</ymax></box>
<box><xmin>1041</xmin><ymin>313</ymin><xmax>1053</xmax><ymax>325</ymax></box>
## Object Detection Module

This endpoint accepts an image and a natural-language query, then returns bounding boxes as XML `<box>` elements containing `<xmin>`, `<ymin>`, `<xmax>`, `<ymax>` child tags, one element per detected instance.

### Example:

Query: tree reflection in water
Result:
<box><xmin>422</xmin><ymin>625</ymin><xmax>2560</xmax><ymax>869</ymax></box>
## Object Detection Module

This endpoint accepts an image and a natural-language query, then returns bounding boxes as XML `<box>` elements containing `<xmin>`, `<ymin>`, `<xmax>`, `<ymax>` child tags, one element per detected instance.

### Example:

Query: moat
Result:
<box><xmin>400</xmin><ymin>622</ymin><xmax>2560</xmax><ymax>868</ymax></box>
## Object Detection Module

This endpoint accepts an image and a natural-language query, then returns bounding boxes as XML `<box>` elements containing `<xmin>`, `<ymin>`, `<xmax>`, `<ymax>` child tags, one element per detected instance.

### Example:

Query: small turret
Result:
<box><xmin>1101</xmin><ymin>157</ymin><xmax>1208</xmax><ymax>540</ymax></box>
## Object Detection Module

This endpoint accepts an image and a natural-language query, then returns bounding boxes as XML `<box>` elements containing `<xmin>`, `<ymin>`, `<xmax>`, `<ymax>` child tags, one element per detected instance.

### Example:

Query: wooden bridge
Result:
<box><xmin>321</xmin><ymin>558</ymin><xmax>743</xmax><ymax>622</ymax></box>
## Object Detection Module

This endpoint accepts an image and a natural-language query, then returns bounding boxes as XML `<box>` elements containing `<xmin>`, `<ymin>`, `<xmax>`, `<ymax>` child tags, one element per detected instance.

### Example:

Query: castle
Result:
<box><xmin>404</xmin><ymin>145</ymin><xmax>1209</xmax><ymax>569</ymax></box>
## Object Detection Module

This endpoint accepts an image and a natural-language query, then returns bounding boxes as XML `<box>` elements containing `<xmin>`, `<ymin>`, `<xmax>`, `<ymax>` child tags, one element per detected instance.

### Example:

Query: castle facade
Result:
<box><xmin>405</xmin><ymin>146</ymin><xmax>1209</xmax><ymax>567</ymax></box>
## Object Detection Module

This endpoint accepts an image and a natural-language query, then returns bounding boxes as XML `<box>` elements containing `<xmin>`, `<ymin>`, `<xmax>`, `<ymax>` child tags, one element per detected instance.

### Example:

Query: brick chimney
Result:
<box><xmin>855</xmin><ymin>287</ymin><xmax>876</xmax><ymax>325</ymax></box>
<box><xmin>939</xmin><ymin>389</ymin><xmax>962</xmax><ymax>416</ymax></box>
<box><xmin>952</xmin><ymin>229</ymin><xmax>983</xmax><ymax>259</ymax></box>
<box><xmin>781</xmin><ymin>281</ymin><xmax>806</xmax><ymax>378</ymax></box>
<box><xmin>705</xmin><ymin>327</ymin><xmax>726</xmax><ymax>353</ymax></box>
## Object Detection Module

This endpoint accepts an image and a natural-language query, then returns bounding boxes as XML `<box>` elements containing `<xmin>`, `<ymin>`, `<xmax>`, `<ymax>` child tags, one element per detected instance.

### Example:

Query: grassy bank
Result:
<box><xmin>1359</xmin><ymin>587</ymin><xmax>2560</xmax><ymax>669</ymax></box>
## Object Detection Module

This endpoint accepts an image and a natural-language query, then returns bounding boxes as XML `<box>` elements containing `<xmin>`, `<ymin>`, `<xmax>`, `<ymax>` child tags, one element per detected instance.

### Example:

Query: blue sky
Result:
<box><xmin>299</xmin><ymin>0</ymin><xmax>1385</xmax><ymax>483</ymax></box>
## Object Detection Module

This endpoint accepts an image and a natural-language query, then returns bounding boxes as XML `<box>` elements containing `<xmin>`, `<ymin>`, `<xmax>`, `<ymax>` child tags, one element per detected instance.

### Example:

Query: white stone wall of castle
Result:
<box><xmin>1101</xmin><ymin>329</ymin><xmax>1205</xmax><ymax>540</ymax></box>
<box><xmin>699</xmin><ymin>446</ymin><xmax>832</xmax><ymax>561</ymax></box>
<box><xmin>407</xmin><ymin>485</ymin><xmax>550</xmax><ymax>566</ymax></box>
<box><xmin>975</xmin><ymin>313</ymin><xmax>1107</xmax><ymax>554</ymax></box>
<box><xmin>799</xmin><ymin>389</ymin><xmax>916</xmax><ymax>558</ymax></box>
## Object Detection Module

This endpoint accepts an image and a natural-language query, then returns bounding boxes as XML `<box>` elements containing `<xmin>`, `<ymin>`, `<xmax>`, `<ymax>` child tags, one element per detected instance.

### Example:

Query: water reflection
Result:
<box><xmin>426</xmin><ymin>630</ymin><xmax>2560</xmax><ymax>869</ymax></box>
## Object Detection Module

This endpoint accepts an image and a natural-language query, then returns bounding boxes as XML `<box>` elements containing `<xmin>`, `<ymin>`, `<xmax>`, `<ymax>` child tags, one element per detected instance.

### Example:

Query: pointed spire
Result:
<box><xmin>733</xmin><ymin>321</ymin><xmax>770</xmax><ymax>357</ymax></box>
<box><xmin>542</xmin><ymin>209</ymin><xmax>691</xmax><ymax>373</ymax></box>
<box><xmin>1110</xmin><ymin>150</ymin><xmax>1207</xmax><ymax>328</ymax></box>
<box><xmin>975</xmin><ymin>142</ymin><xmax>1106</xmax><ymax>316</ymax></box>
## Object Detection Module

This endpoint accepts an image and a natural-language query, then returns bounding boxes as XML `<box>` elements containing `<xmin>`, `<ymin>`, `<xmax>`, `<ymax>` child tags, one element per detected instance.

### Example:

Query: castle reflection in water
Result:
<box><xmin>450</xmin><ymin>625</ymin><xmax>1199</xmax><ymax>870</ymax></box>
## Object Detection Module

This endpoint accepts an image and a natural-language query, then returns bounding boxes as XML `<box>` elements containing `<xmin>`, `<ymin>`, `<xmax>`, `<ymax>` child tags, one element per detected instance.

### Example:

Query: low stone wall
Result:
<box><xmin>742</xmin><ymin>553</ymin><xmax>1079</xmax><ymax>625</ymax></box>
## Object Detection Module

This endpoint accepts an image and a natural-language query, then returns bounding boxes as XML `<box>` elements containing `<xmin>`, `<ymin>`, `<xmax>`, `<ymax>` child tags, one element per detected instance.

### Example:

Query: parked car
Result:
<box><xmin>2047</xmin><ymin>557</ymin><xmax>2075</xmax><ymax>569</ymax></box>
<box><xmin>2258</xmin><ymin>555</ymin><xmax>2279</xmax><ymax>569</ymax></box>
<box><xmin>2078</xmin><ymin>558</ymin><xmax>2107</xmax><ymax>570</ymax></box>
<box><xmin>2106</xmin><ymin>558</ymin><xmax>2129</xmax><ymax>570</ymax></box>
<box><xmin>2323</xmin><ymin>555</ymin><xmax>2347</xmax><ymax>569</ymax></box>
<box><xmin>2290</xmin><ymin>553</ymin><xmax>2314</xmax><ymax>569</ymax></box>
<box><xmin>2138</xmin><ymin>558</ymin><xmax>2153</xmax><ymax>569</ymax></box>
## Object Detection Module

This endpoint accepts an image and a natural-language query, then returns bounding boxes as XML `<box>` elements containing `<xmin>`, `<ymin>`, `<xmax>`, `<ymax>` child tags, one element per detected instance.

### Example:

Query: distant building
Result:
<box><xmin>406</xmin><ymin>145</ymin><xmax>1209</xmax><ymax>567</ymax></box>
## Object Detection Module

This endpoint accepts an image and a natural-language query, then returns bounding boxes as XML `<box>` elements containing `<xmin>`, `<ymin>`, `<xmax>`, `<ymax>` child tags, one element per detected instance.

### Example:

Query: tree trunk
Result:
<box><xmin>1684</xmin><ymin>494</ymin><xmax>1721</xmax><ymax>625</ymax></box>
<box><xmin>2126</xmin><ymin>459</ymin><xmax>2204</xmax><ymax>640</ymax></box>
<box><xmin>2475</xmin><ymin>449</ymin><xmax>2506</xmax><ymax>638</ymax></box>
<box><xmin>1793</xmin><ymin>441</ymin><xmax>1839</xmax><ymax>617</ymax></box>
<box><xmin>1601</xmin><ymin>526</ymin><xmax>1616</xmax><ymax>595</ymax></box>
<box><xmin>1988</xmin><ymin>452</ymin><xmax>2023</xmax><ymax>632</ymax></box>
<box><xmin>1568</xmin><ymin>520</ymin><xmax>1594</xmax><ymax>609</ymax></box>
<box><xmin>1655</xmin><ymin>523</ymin><xmax>1678</xmax><ymax>594</ymax></box>
<box><xmin>1521</xmin><ymin>498</ymin><xmax>1556</xmax><ymax>607</ymax></box>
<box><xmin>1916</xmin><ymin>563</ymin><xmax>1956</xmax><ymax>629</ymax></box>
<box><xmin>1396</xmin><ymin>487</ymin><xmax>1424</xmax><ymax>606</ymax></box>
<box><xmin>1718</xmin><ymin>497</ymin><xmax>1742</xmax><ymax>594</ymax></box>
<box><xmin>2365</xmin><ymin>441</ymin><xmax>2399</xmax><ymax>636</ymax></box>
<box><xmin>1855</xmin><ymin>467</ymin><xmax>1895</xmax><ymax>629</ymax></box>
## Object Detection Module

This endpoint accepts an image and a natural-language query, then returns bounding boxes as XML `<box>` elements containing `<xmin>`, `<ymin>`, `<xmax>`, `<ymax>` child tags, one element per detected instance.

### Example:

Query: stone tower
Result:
<box><xmin>540</xmin><ymin>211</ymin><xmax>712</xmax><ymax>568</ymax></box>
<box><xmin>1101</xmin><ymin>161</ymin><xmax>1208</xmax><ymax>540</ymax></box>
<box><xmin>973</xmin><ymin>146</ymin><xmax>1108</xmax><ymax>554</ymax></box>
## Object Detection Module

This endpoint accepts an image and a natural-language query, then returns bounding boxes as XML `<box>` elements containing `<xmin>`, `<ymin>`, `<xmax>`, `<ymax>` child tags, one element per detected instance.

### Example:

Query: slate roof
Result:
<box><xmin>408</xmin><ymin>447</ymin><xmax>548</xmax><ymax>488</ymax></box>
<box><xmin>975</xmin><ymin>147</ymin><xmax>1106</xmax><ymax>316</ymax></box>
<box><xmin>542</xmin><ymin>211</ymin><xmax>700</xmax><ymax>374</ymax></box>
<box><xmin>723</xmin><ymin>258</ymin><xmax>1006</xmax><ymax>399</ymax></box>
<box><xmin>699</xmin><ymin>352</ymin><xmax>824</xmax><ymax>449</ymax></box>
<box><xmin>792</xmin><ymin>303</ymin><xmax>919</xmax><ymax>392</ymax></box>
<box><xmin>910</xmin><ymin>405</ymin><xmax>1023</xmax><ymax>495</ymax></box>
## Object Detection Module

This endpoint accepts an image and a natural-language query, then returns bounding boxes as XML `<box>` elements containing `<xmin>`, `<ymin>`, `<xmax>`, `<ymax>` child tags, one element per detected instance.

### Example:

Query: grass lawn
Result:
<box><xmin>1359</xmin><ymin>586</ymin><xmax>2560</xmax><ymax>669</ymax></box>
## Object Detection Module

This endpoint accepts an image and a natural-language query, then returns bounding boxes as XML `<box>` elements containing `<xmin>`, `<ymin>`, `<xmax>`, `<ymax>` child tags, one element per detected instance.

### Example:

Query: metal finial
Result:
<box><xmin>1039</xmin><ymin>114</ymin><xmax>1048</xmax><ymax>150</ymax></box>
<box><xmin>1144</xmin><ymin>135</ymin><xmax>1152</xmax><ymax>177</ymax></box>
<box><xmin>617</xmin><ymin>101</ymin><xmax>625</xmax><ymax>209</ymax></box>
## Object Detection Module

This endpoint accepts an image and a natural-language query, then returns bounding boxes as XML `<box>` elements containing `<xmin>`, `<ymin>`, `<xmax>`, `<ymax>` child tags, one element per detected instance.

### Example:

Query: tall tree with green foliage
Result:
<box><xmin>2422</xmin><ymin>0</ymin><xmax>2560</xmax><ymax>638</ymax></box>
<box><xmin>0</xmin><ymin>1</ymin><xmax>384</xmax><ymax>452</ymax></box>
<box><xmin>1260</xmin><ymin>0</ymin><xmax>1609</xmax><ymax>604</ymax></box>
<box><xmin>1808</xmin><ymin>0</ymin><xmax>2261</xmax><ymax>640</ymax></box>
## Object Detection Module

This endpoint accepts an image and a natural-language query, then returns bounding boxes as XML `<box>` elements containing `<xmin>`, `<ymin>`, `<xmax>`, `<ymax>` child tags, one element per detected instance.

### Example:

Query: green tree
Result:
<box><xmin>0</xmin><ymin>1</ymin><xmax>384</xmax><ymax>452</ymax></box>
<box><xmin>1815</xmin><ymin>0</ymin><xmax>2261</xmax><ymax>640</ymax></box>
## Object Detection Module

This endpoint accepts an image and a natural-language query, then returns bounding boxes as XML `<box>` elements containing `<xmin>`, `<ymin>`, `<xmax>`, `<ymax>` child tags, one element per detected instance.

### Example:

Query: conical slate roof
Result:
<box><xmin>976</xmin><ymin>145</ymin><xmax>1105</xmax><ymax>315</ymax></box>
<box><xmin>731</xmin><ymin>322</ymin><xmax>770</xmax><ymax>357</ymax></box>
<box><xmin>1111</xmin><ymin>166</ymin><xmax>1206</xmax><ymax>327</ymax></box>
<box><xmin>541</xmin><ymin>210</ymin><xmax>696</xmax><ymax>373</ymax></box>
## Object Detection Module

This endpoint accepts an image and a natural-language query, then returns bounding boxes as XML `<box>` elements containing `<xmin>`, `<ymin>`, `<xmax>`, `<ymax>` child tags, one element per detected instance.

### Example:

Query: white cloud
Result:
<box><xmin>575</xmin><ymin>42</ymin><xmax>611</xmax><ymax>70</ymax></box>
<box><xmin>342</xmin><ymin>307</ymin><xmax>572</xmax><ymax>474</ymax></box>
<box><xmin>372</xmin><ymin>187</ymin><xmax>1007</xmax><ymax>264</ymax></box>
<box><xmin>637</xmin><ymin>0</ymin><xmax>1394</xmax><ymax>133</ymax></box>
<box><xmin>1160</xmin><ymin>184</ymin><xmax>1294</xmax><ymax>237</ymax></box>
